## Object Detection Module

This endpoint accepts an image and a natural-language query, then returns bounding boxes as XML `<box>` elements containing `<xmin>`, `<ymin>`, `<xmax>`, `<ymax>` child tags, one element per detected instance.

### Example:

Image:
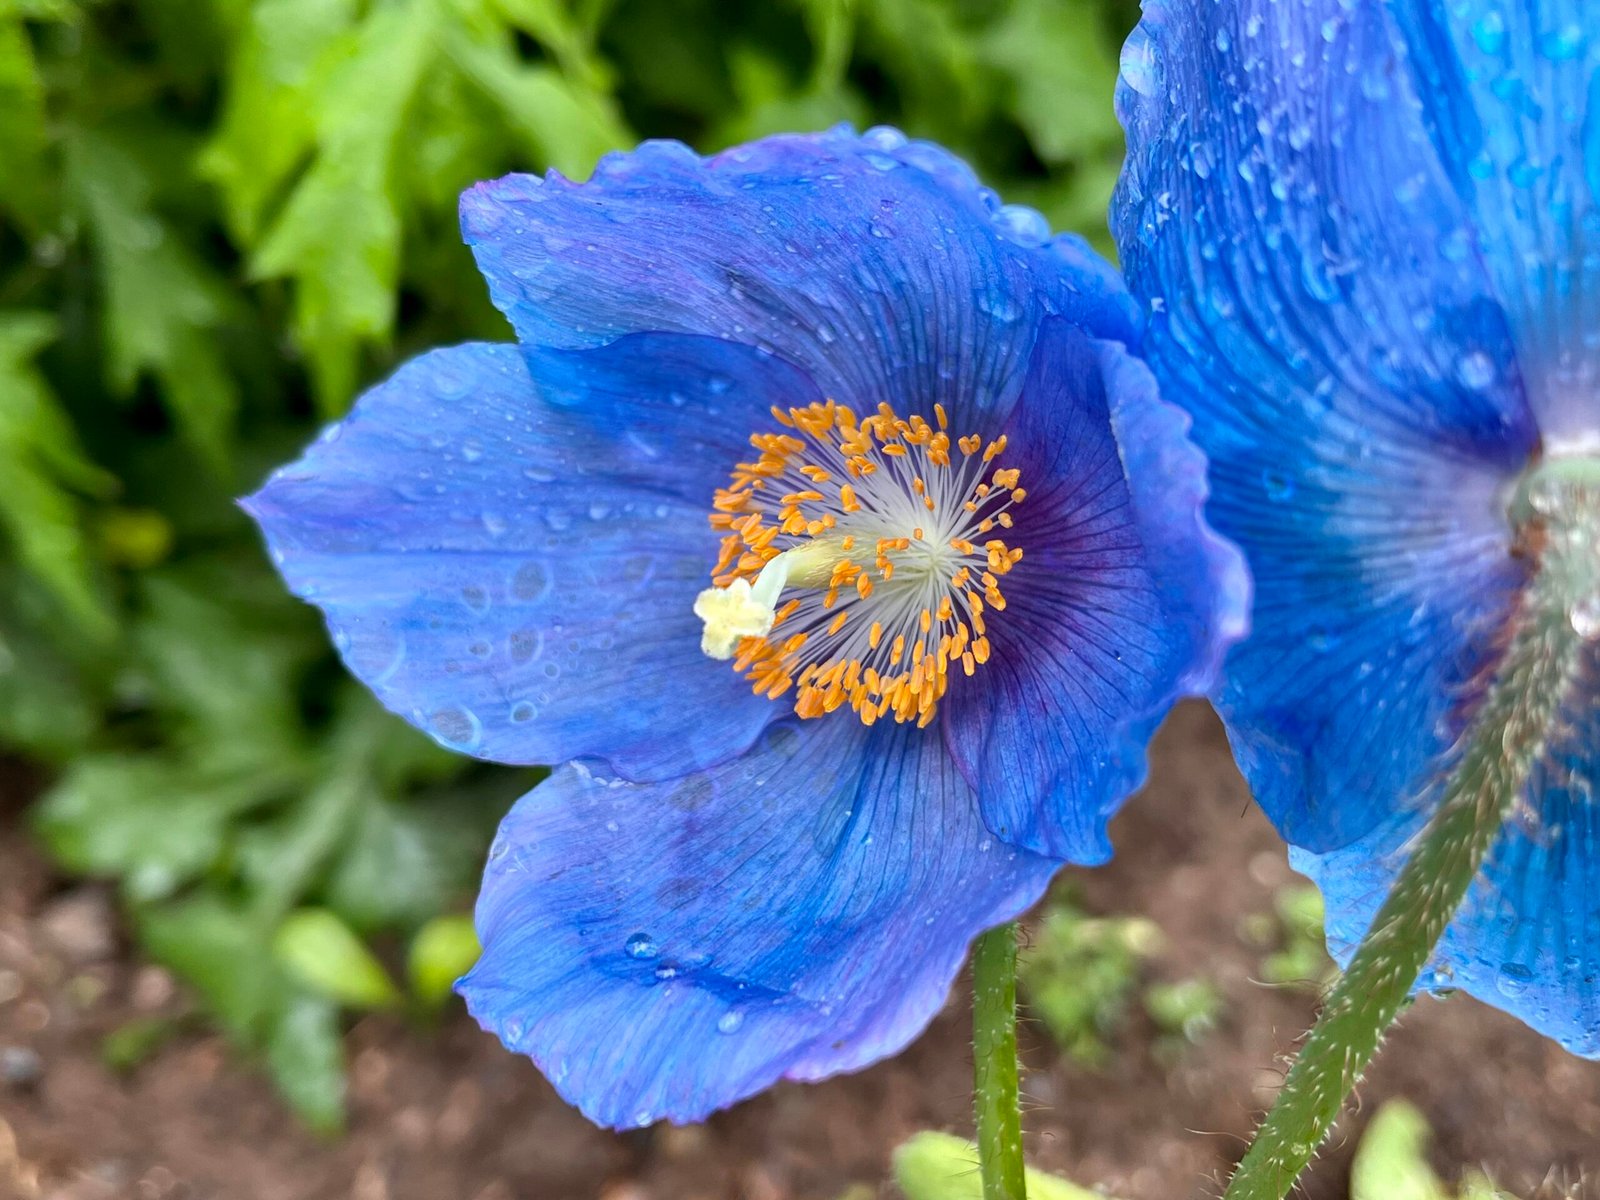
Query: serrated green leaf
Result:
<box><xmin>857</xmin><ymin>0</ymin><xmax>991</xmax><ymax>140</ymax></box>
<box><xmin>977</xmin><ymin>0</ymin><xmax>1122</xmax><ymax>164</ymax></box>
<box><xmin>0</xmin><ymin>312</ymin><xmax>116</xmax><ymax>639</ymax></box>
<box><xmin>139</xmin><ymin>895</ymin><xmax>288</xmax><ymax>1043</ymax></box>
<box><xmin>250</xmin><ymin>0</ymin><xmax>436</xmax><ymax>411</ymax></box>
<box><xmin>273</xmin><ymin>908</ymin><xmax>404</xmax><ymax>1010</ymax></box>
<box><xmin>131</xmin><ymin>566</ymin><xmax>314</xmax><ymax>760</ymax></box>
<box><xmin>893</xmin><ymin>1132</ymin><xmax>1115</xmax><ymax>1200</ymax></box>
<box><xmin>711</xmin><ymin>45</ymin><xmax>866</xmax><ymax>148</ymax></box>
<box><xmin>408</xmin><ymin>915</ymin><xmax>479</xmax><ymax>1009</ymax></box>
<box><xmin>264</xmin><ymin>992</ymin><xmax>347</xmax><ymax>1135</ymax></box>
<box><xmin>0</xmin><ymin>17</ymin><xmax>51</xmax><ymax>232</ymax></box>
<box><xmin>65</xmin><ymin>129</ymin><xmax>243</xmax><ymax>470</ymax></box>
<box><xmin>34</xmin><ymin>753</ymin><xmax>282</xmax><ymax>901</ymax></box>
<box><xmin>442</xmin><ymin>20</ymin><xmax>629</xmax><ymax>178</ymax></box>
<box><xmin>322</xmin><ymin>796</ymin><xmax>479</xmax><ymax>931</ymax></box>
<box><xmin>0</xmin><ymin>568</ymin><xmax>100</xmax><ymax>759</ymax></box>
<box><xmin>487</xmin><ymin>0</ymin><xmax>614</xmax><ymax>91</ymax></box>
<box><xmin>200</xmin><ymin>0</ymin><xmax>358</xmax><ymax>242</ymax></box>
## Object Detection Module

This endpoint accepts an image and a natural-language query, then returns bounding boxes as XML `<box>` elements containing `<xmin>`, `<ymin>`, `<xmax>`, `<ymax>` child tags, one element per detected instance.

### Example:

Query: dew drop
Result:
<box><xmin>1570</xmin><ymin>596</ymin><xmax>1600</xmax><ymax>638</ymax></box>
<box><xmin>1261</xmin><ymin>469</ymin><xmax>1295</xmax><ymax>502</ymax></box>
<box><xmin>1455</xmin><ymin>351</ymin><xmax>1496</xmax><ymax>391</ymax></box>
<box><xmin>1120</xmin><ymin>23</ymin><xmax>1162</xmax><ymax>98</ymax></box>
<box><xmin>1472</xmin><ymin>11</ymin><xmax>1507</xmax><ymax>54</ymax></box>
<box><xmin>717</xmin><ymin>1010</ymin><xmax>745</xmax><ymax>1035</ymax></box>
<box><xmin>1497</xmin><ymin>961</ymin><xmax>1534</xmax><ymax>997</ymax></box>
<box><xmin>624</xmin><ymin>933</ymin><xmax>659</xmax><ymax>960</ymax></box>
<box><xmin>993</xmin><ymin>204</ymin><xmax>1051</xmax><ymax>247</ymax></box>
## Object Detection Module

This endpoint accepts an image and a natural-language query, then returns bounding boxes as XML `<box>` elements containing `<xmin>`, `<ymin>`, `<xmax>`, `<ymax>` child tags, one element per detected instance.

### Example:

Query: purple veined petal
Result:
<box><xmin>943</xmin><ymin>318</ymin><xmax>1249</xmax><ymax>861</ymax></box>
<box><xmin>461</xmin><ymin>125</ymin><xmax>1138</xmax><ymax>434</ymax></box>
<box><xmin>457</xmin><ymin>718</ymin><xmax>1058</xmax><ymax>1129</ymax></box>
<box><xmin>244</xmin><ymin>337</ymin><xmax>826</xmax><ymax>780</ymax></box>
<box><xmin>1114</xmin><ymin>0</ymin><xmax>1540</xmax><ymax>853</ymax></box>
<box><xmin>1295</xmin><ymin>643</ymin><xmax>1600</xmax><ymax>1058</ymax></box>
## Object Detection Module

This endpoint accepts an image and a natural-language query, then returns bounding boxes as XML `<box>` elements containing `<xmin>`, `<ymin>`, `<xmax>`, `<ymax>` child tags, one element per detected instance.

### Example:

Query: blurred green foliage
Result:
<box><xmin>1240</xmin><ymin>883</ymin><xmax>1338</xmax><ymax>991</ymax></box>
<box><xmin>890</xmin><ymin>1102</ymin><xmax>1525</xmax><ymax>1200</ymax></box>
<box><xmin>1019</xmin><ymin>895</ymin><xmax>1222</xmax><ymax>1066</ymax></box>
<box><xmin>1</xmin><ymin>0</ymin><xmax>1134</xmax><ymax>1128</ymax></box>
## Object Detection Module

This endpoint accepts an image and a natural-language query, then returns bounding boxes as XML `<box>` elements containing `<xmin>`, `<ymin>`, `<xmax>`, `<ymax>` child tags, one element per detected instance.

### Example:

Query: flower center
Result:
<box><xmin>694</xmin><ymin>400</ymin><xmax>1025</xmax><ymax>727</ymax></box>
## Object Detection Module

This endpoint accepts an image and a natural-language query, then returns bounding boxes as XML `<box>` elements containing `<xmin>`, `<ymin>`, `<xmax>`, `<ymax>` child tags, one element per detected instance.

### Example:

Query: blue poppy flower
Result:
<box><xmin>1115</xmin><ymin>2</ymin><xmax>1600</xmax><ymax>1054</ymax></box>
<box><xmin>246</xmin><ymin>126</ymin><xmax>1248</xmax><ymax>1127</ymax></box>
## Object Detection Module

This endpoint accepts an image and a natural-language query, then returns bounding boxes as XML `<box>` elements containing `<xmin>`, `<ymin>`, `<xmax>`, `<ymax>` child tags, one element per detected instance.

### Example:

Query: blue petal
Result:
<box><xmin>244</xmin><ymin>338</ymin><xmax>823</xmax><ymax>779</ymax></box>
<box><xmin>461</xmin><ymin>125</ymin><xmax>1137</xmax><ymax>430</ymax></box>
<box><xmin>1114</xmin><ymin>0</ymin><xmax>1541</xmax><ymax>851</ymax></box>
<box><xmin>943</xmin><ymin>319</ymin><xmax>1249</xmax><ymax>860</ymax></box>
<box><xmin>458</xmin><ymin>719</ymin><xmax>1058</xmax><ymax>1128</ymax></box>
<box><xmin>1389</xmin><ymin>2</ymin><xmax>1600</xmax><ymax>444</ymax></box>
<box><xmin>1294</xmin><ymin>650</ymin><xmax>1600</xmax><ymax>1057</ymax></box>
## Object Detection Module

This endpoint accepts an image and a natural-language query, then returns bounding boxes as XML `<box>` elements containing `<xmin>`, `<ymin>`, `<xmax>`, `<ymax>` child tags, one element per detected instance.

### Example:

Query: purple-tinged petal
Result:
<box><xmin>458</xmin><ymin>719</ymin><xmax>1057</xmax><ymax>1128</ymax></box>
<box><xmin>461</xmin><ymin>125</ymin><xmax>1137</xmax><ymax>431</ymax></box>
<box><xmin>1114</xmin><ymin>0</ymin><xmax>1540</xmax><ymax>852</ymax></box>
<box><xmin>1296</xmin><ymin>645</ymin><xmax>1600</xmax><ymax>1057</ymax></box>
<box><xmin>244</xmin><ymin>338</ymin><xmax>823</xmax><ymax>779</ymax></box>
<box><xmin>943</xmin><ymin>319</ymin><xmax>1249</xmax><ymax>860</ymax></box>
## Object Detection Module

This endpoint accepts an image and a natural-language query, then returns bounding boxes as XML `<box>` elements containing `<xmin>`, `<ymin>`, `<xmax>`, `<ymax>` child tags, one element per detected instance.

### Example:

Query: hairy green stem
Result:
<box><xmin>972</xmin><ymin>922</ymin><xmax>1026</xmax><ymax>1200</ymax></box>
<box><xmin>1225</xmin><ymin>465</ymin><xmax>1600</xmax><ymax>1200</ymax></box>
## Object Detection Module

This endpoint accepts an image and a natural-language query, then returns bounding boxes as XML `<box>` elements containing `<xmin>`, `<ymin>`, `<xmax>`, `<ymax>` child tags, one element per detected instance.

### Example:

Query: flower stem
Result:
<box><xmin>1225</xmin><ymin>464</ymin><xmax>1600</xmax><ymax>1200</ymax></box>
<box><xmin>972</xmin><ymin>922</ymin><xmax>1026</xmax><ymax>1200</ymax></box>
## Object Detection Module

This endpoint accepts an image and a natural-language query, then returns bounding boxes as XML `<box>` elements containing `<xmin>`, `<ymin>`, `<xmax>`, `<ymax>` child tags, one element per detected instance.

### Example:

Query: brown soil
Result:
<box><xmin>2</xmin><ymin>703</ymin><xmax>1597</xmax><ymax>1200</ymax></box>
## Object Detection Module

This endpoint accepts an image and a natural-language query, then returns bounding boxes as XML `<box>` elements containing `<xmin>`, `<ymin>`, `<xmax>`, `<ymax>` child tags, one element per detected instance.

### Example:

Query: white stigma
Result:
<box><xmin>694</xmin><ymin>555</ymin><xmax>791</xmax><ymax>659</ymax></box>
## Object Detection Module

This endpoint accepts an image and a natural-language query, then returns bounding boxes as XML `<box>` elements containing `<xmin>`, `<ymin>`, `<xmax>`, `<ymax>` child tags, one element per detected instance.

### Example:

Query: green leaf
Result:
<box><xmin>273</xmin><ymin>907</ymin><xmax>404</xmax><ymax>1010</ymax></box>
<box><xmin>0</xmin><ymin>312</ymin><xmax>116</xmax><ymax>639</ymax></box>
<box><xmin>264</xmin><ymin>992</ymin><xmax>347</xmax><ymax>1135</ymax></box>
<box><xmin>1351</xmin><ymin>1102</ymin><xmax>1450</xmax><ymax>1200</ymax></box>
<box><xmin>977</xmin><ymin>0</ymin><xmax>1122</xmax><ymax>164</ymax></box>
<box><xmin>407</xmin><ymin>914</ymin><xmax>479</xmax><ymax>1009</ymax></box>
<box><xmin>65</xmin><ymin>128</ymin><xmax>243</xmax><ymax>470</ymax></box>
<box><xmin>34</xmin><ymin>754</ymin><xmax>281</xmax><ymax>902</ymax></box>
<box><xmin>1016</xmin><ymin>899</ymin><xmax>1161</xmax><ymax>1066</ymax></box>
<box><xmin>0</xmin><ymin>16</ymin><xmax>51</xmax><ymax>232</ymax></box>
<box><xmin>322</xmin><ymin>794</ymin><xmax>482</xmax><ymax>931</ymax></box>
<box><xmin>139</xmin><ymin>896</ymin><xmax>288</xmax><ymax>1043</ymax></box>
<box><xmin>441</xmin><ymin>15</ymin><xmax>629</xmax><ymax>179</ymax></box>
<box><xmin>250</xmin><ymin>0</ymin><xmax>437</xmax><ymax>411</ymax></box>
<box><xmin>200</xmin><ymin>0</ymin><xmax>358</xmax><ymax>242</ymax></box>
<box><xmin>893</xmin><ymin>1132</ymin><xmax>1116</xmax><ymax>1200</ymax></box>
<box><xmin>0</xmin><ymin>568</ymin><xmax>100</xmax><ymax>759</ymax></box>
<box><xmin>131</xmin><ymin>566</ymin><xmax>314</xmax><ymax>760</ymax></box>
<box><xmin>857</xmin><ymin>0</ymin><xmax>991</xmax><ymax>140</ymax></box>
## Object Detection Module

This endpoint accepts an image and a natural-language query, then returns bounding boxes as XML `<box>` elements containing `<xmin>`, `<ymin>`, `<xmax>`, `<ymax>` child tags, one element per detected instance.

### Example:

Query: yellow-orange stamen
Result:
<box><xmin>697</xmin><ymin>399</ymin><xmax>1025</xmax><ymax>727</ymax></box>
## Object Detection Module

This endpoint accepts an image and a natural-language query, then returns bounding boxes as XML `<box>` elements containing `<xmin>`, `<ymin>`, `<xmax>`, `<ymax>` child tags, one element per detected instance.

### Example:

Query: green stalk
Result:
<box><xmin>1225</xmin><ymin>464</ymin><xmax>1600</xmax><ymax>1200</ymax></box>
<box><xmin>972</xmin><ymin>922</ymin><xmax>1027</xmax><ymax>1200</ymax></box>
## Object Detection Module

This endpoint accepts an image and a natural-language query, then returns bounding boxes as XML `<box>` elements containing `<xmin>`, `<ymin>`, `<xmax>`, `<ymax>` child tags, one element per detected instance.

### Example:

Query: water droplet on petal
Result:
<box><xmin>1570</xmin><ymin>596</ymin><xmax>1600</xmax><ymax>638</ymax></box>
<box><xmin>624</xmin><ymin>933</ymin><xmax>659</xmax><ymax>960</ymax></box>
<box><xmin>1120</xmin><ymin>23</ymin><xmax>1163</xmax><ymax>97</ymax></box>
<box><xmin>717</xmin><ymin>1010</ymin><xmax>745</xmax><ymax>1035</ymax></box>
<box><xmin>1497</xmin><ymin>961</ymin><xmax>1534</xmax><ymax>997</ymax></box>
<box><xmin>1456</xmin><ymin>351</ymin><xmax>1496</xmax><ymax>391</ymax></box>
